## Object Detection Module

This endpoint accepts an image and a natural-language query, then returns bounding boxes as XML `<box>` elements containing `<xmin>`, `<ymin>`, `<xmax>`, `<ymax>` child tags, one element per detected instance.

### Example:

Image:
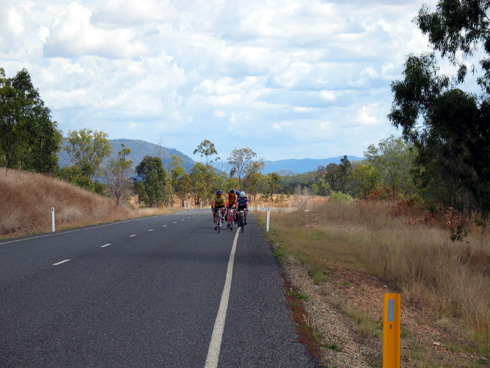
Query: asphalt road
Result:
<box><xmin>0</xmin><ymin>209</ymin><xmax>319</xmax><ymax>367</ymax></box>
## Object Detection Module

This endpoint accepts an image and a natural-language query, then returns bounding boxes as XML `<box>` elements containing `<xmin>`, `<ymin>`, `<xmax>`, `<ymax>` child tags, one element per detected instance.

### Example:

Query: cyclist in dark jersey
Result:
<box><xmin>237</xmin><ymin>191</ymin><xmax>249</xmax><ymax>225</ymax></box>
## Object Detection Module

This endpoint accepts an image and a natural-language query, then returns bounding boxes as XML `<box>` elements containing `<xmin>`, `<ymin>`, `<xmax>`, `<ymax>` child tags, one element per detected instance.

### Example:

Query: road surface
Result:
<box><xmin>0</xmin><ymin>209</ymin><xmax>319</xmax><ymax>367</ymax></box>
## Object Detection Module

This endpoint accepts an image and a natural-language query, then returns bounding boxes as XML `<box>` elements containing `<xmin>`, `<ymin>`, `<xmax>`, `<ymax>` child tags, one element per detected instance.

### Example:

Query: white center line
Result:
<box><xmin>163</xmin><ymin>225</ymin><xmax>167</xmax><ymax>228</ymax></box>
<box><xmin>148</xmin><ymin>229</ymin><xmax>154</xmax><ymax>232</ymax></box>
<box><xmin>129</xmin><ymin>234</ymin><xmax>136</xmax><ymax>238</ymax></box>
<box><xmin>173</xmin><ymin>222</ymin><xmax>177</xmax><ymax>224</ymax></box>
<box><xmin>204</xmin><ymin>229</ymin><xmax>240</xmax><ymax>368</ymax></box>
<box><xmin>101</xmin><ymin>243</ymin><xmax>111</xmax><ymax>248</ymax></box>
<box><xmin>53</xmin><ymin>259</ymin><xmax>71</xmax><ymax>266</ymax></box>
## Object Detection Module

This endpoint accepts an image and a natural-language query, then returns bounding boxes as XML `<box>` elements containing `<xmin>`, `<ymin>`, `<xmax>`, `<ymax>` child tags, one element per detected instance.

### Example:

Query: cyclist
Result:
<box><xmin>211</xmin><ymin>190</ymin><xmax>227</xmax><ymax>230</ymax></box>
<box><xmin>236</xmin><ymin>191</ymin><xmax>249</xmax><ymax>225</ymax></box>
<box><xmin>226</xmin><ymin>189</ymin><xmax>237</xmax><ymax>230</ymax></box>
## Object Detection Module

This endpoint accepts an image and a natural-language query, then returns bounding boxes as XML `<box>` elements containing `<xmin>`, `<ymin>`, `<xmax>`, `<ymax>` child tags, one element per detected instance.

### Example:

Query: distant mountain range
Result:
<box><xmin>261</xmin><ymin>156</ymin><xmax>364</xmax><ymax>175</ymax></box>
<box><xmin>58</xmin><ymin>139</ymin><xmax>364</xmax><ymax>175</ymax></box>
<box><xmin>58</xmin><ymin>139</ymin><xmax>197</xmax><ymax>173</ymax></box>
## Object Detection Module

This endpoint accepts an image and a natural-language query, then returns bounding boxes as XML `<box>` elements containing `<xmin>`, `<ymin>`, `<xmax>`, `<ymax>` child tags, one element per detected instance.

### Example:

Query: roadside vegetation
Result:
<box><xmin>255</xmin><ymin>196</ymin><xmax>490</xmax><ymax>367</ymax></box>
<box><xmin>0</xmin><ymin>169</ymin><xmax>169</xmax><ymax>239</ymax></box>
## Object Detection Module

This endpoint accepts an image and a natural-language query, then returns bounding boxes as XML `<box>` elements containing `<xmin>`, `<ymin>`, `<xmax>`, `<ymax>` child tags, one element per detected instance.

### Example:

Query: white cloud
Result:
<box><xmin>43</xmin><ymin>2</ymin><xmax>149</xmax><ymax>58</ymax></box>
<box><xmin>0</xmin><ymin>0</ymin><xmax>449</xmax><ymax>160</ymax></box>
<box><xmin>356</xmin><ymin>104</ymin><xmax>381</xmax><ymax>126</ymax></box>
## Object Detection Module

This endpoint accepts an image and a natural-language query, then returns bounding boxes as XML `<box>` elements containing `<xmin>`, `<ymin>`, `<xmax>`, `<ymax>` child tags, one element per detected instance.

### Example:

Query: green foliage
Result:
<box><xmin>0</xmin><ymin>68</ymin><xmax>61</xmax><ymax>173</ymax></box>
<box><xmin>106</xmin><ymin>144</ymin><xmax>133</xmax><ymax>206</ymax></box>
<box><xmin>193</xmin><ymin>139</ymin><xmax>219</xmax><ymax>164</ymax></box>
<box><xmin>265</xmin><ymin>172</ymin><xmax>281</xmax><ymax>200</ymax></box>
<box><xmin>416</xmin><ymin>0</ymin><xmax>490</xmax><ymax>93</ymax></box>
<box><xmin>64</xmin><ymin>129</ymin><xmax>112</xmax><ymax>189</ymax></box>
<box><xmin>351</xmin><ymin>164</ymin><xmax>380</xmax><ymax>199</ymax></box>
<box><xmin>134</xmin><ymin>155</ymin><xmax>169</xmax><ymax>207</ymax></box>
<box><xmin>389</xmin><ymin>1</ymin><xmax>490</xmax><ymax>218</ymax></box>
<box><xmin>190</xmin><ymin>162</ymin><xmax>215</xmax><ymax>205</ymax></box>
<box><xmin>329</xmin><ymin>191</ymin><xmax>353</xmax><ymax>203</ymax></box>
<box><xmin>243</xmin><ymin>159</ymin><xmax>265</xmax><ymax>199</ymax></box>
<box><xmin>364</xmin><ymin>135</ymin><xmax>416</xmax><ymax>198</ymax></box>
<box><xmin>280</xmin><ymin>171</ymin><xmax>316</xmax><ymax>194</ymax></box>
<box><xmin>176</xmin><ymin>173</ymin><xmax>193</xmax><ymax>207</ymax></box>
<box><xmin>228</xmin><ymin>147</ymin><xmax>258</xmax><ymax>187</ymax></box>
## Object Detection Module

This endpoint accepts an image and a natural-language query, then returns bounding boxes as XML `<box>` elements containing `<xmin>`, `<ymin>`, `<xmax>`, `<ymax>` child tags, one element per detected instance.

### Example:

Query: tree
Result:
<box><xmin>176</xmin><ymin>173</ymin><xmax>193</xmax><ymax>207</ymax></box>
<box><xmin>338</xmin><ymin>155</ymin><xmax>352</xmax><ymax>193</ymax></box>
<box><xmin>352</xmin><ymin>164</ymin><xmax>381</xmax><ymax>199</ymax></box>
<box><xmin>324</xmin><ymin>163</ymin><xmax>339</xmax><ymax>192</ymax></box>
<box><xmin>0</xmin><ymin>68</ymin><xmax>61</xmax><ymax>173</ymax></box>
<box><xmin>389</xmin><ymin>0</ymin><xmax>490</xmax><ymax>216</ymax></box>
<box><xmin>168</xmin><ymin>155</ymin><xmax>186</xmax><ymax>205</ymax></box>
<box><xmin>190</xmin><ymin>162</ymin><xmax>215</xmax><ymax>205</ymax></box>
<box><xmin>168</xmin><ymin>155</ymin><xmax>186</xmax><ymax>188</ymax></box>
<box><xmin>193</xmin><ymin>139</ymin><xmax>219</xmax><ymax>164</ymax></box>
<box><xmin>243</xmin><ymin>159</ymin><xmax>265</xmax><ymax>200</ymax></box>
<box><xmin>228</xmin><ymin>148</ymin><xmax>258</xmax><ymax>188</ymax></box>
<box><xmin>0</xmin><ymin>68</ymin><xmax>19</xmax><ymax>171</ymax></box>
<box><xmin>65</xmin><ymin>129</ymin><xmax>112</xmax><ymax>190</ymax></box>
<box><xmin>106</xmin><ymin>144</ymin><xmax>133</xmax><ymax>206</ymax></box>
<box><xmin>416</xmin><ymin>0</ymin><xmax>490</xmax><ymax>93</ymax></box>
<box><xmin>265</xmin><ymin>172</ymin><xmax>281</xmax><ymax>200</ymax></box>
<box><xmin>364</xmin><ymin>136</ymin><xmax>416</xmax><ymax>198</ymax></box>
<box><xmin>134</xmin><ymin>156</ymin><xmax>168</xmax><ymax>207</ymax></box>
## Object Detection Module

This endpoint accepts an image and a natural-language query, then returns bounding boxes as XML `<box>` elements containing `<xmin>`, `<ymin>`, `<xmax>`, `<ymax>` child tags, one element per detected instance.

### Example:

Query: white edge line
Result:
<box><xmin>53</xmin><ymin>259</ymin><xmax>71</xmax><ymax>266</ymax></box>
<box><xmin>129</xmin><ymin>234</ymin><xmax>136</xmax><ymax>238</ymax></box>
<box><xmin>204</xmin><ymin>228</ymin><xmax>240</xmax><ymax>368</ymax></box>
<box><xmin>101</xmin><ymin>243</ymin><xmax>111</xmax><ymax>248</ymax></box>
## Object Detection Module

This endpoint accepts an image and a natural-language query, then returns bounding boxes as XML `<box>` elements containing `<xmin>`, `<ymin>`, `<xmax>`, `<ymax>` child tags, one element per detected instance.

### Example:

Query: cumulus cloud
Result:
<box><xmin>0</xmin><ymin>0</ymin><xmax>444</xmax><ymax>160</ymax></box>
<box><xmin>356</xmin><ymin>104</ymin><xmax>381</xmax><ymax>126</ymax></box>
<box><xmin>43</xmin><ymin>2</ymin><xmax>148</xmax><ymax>58</ymax></box>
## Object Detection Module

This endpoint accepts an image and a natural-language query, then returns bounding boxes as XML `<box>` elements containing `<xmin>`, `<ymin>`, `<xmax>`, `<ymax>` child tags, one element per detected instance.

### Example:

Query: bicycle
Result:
<box><xmin>237</xmin><ymin>209</ymin><xmax>247</xmax><ymax>233</ymax></box>
<box><xmin>227</xmin><ymin>207</ymin><xmax>235</xmax><ymax>231</ymax></box>
<box><xmin>214</xmin><ymin>208</ymin><xmax>225</xmax><ymax>233</ymax></box>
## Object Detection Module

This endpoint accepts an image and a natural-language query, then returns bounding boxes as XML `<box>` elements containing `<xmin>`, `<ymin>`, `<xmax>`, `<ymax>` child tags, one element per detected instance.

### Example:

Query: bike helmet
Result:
<box><xmin>229</xmin><ymin>188</ymin><xmax>235</xmax><ymax>194</ymax></box>
<box><xmin>236</xmin><ymin>190</ymin><xmax>241</xmax><ymax>196</ymax></box>
<box><xmin>216</xmin><ymin>190</ymin><xmax>222</xmax><ymax>195</ymax></box>
<box><xmin>240</xmin><ymin>191</ymin><xmax>246</xmax><ymax>197</ymax></box>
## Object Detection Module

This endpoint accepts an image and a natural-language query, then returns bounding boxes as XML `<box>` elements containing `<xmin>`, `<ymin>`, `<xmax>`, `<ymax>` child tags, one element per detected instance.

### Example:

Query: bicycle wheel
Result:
<box><xmin>218</xmin><ymin>215</ymin><xmax>221</xmax><ymax>233</ymax></box>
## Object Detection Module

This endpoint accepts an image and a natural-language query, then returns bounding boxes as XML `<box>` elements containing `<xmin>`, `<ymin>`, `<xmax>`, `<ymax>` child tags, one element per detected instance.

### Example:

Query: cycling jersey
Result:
<box><xmin>228</xmin><ymin>193</ymin><xmax>237</xmax><ymax>206</ymax></box>
<box><xmin>213</xmin><ymin>194</ymin><xmax>226</xmax><ymax>207</ymax></box>
<box><xmin>237</xmin><ymin>196</ymin><xmax>248</xmax><ymax>209</ymax></box>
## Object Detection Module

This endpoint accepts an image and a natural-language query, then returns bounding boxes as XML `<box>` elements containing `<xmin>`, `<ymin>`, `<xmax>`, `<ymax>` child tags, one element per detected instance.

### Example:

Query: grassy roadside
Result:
<box><xmin>254</xmin><ymin>199</ymin><xmax>490</xmax><ymax>367</ymax></box>
<box><xmin>0</xmin><ymin>169</ymin><xmax>183</xmax><ymax>240</ymax></box>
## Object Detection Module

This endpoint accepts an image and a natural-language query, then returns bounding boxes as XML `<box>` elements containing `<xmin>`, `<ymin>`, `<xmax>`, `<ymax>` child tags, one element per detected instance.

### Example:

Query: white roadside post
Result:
<box><xmin>266</xmin><ymin>207</ymin><xmax>270</xmax><ymax>232</ymax></box>
<box><xmin>51</xmin><ymin>207</ymin><xmax>55</xmax><ymax>232</ymax></box>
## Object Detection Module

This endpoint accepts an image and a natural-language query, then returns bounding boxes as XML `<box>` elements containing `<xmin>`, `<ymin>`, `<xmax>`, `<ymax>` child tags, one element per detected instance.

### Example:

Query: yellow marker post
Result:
<box><xmin>162</xmin><ymin>204</ymin><xmax>165</xmax><ymax>214</ymax></box>
<box><xmin>383</xmin><ymin>293</ymin><xmax>401</xmax><ymax>368</ymax></box>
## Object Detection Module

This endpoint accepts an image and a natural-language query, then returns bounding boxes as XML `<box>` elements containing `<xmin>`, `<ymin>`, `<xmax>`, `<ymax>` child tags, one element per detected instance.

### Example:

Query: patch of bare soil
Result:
<box><xmin>284</xmin><ymin>256</ymin><xmax>486</xmax><ymax>368</ymax></box>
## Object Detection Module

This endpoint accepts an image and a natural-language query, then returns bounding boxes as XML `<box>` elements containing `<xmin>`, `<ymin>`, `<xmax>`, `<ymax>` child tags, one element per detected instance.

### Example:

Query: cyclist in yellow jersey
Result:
<box><xmin>226</xmin><ymin>189</ymin><xmax>237</xmax><ymax>230</ymax></box>
<box><xmin>211</xmin><ymin>190</ymin><xmax>227</xmax><ymax>230</ymax></box>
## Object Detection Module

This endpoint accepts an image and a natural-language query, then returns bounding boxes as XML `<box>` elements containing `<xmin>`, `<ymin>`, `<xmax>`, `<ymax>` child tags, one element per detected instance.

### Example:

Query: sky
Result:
<box><xmin>0</xmin><ymin>0</ymin><xmax>441</xmax><ymax>161</ymax></box>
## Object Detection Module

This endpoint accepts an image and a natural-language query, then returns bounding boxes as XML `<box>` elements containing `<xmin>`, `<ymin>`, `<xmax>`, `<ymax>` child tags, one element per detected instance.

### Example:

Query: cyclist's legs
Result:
<box><xmin>214</xmin><ymin>208</ymin><xmax>220</xmax><ymax>225</ymax></box>
<box><xmin>237</xmin><ymin>206</ymin><xmax>243</xmax><ymax>223</ymax></box>
<box><xmin>228</xmin><ymin>206</ymin><xmax>234</xmax><ymax>224</ymax></box>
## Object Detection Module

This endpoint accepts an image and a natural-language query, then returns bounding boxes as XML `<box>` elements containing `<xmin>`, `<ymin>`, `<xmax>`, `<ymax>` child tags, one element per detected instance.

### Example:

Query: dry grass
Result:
<box><xmin>258</xmin><ymin>197</ymin><xmax>490</xmax><ymax>365</ymax></box>
<box><xmin>0</xmin><ymin>169</ymin><xmax>177</xmax><ymax>239</ymax></box>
